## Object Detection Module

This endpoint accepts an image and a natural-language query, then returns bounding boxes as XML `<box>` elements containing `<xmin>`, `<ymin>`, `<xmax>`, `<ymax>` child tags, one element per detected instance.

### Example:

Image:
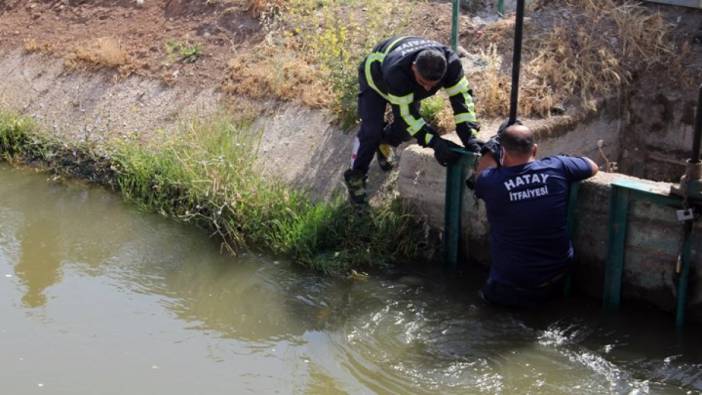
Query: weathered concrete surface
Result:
<box><xmin>0</xmin><ymin>49</ymin><xmax>357</xmax><ymax>199</ymax></box>
<box><xmin>0</xmin><ymin>49</ymin><xmax>221</xmax><ymax>143</ymax></box>
<box><xmin>620</xmin><ymin>90</ymin><xmax>700</xmax><ymax>181</ymax></box>
<box><xmin>399</xmin><ymin>118</ymin><xmax>702</xmax><ymax>322</ymax></box>
<box><xmin>251</xmin><ymin>105</ymin><xmax>353</xmax><ymax>199</ymax></box>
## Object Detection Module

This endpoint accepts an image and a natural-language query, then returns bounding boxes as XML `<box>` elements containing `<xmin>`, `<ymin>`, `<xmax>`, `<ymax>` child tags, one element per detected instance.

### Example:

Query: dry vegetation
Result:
<box><xmin>224</xmin><ymin>0</ymin><xmax>687</xmax><ymax>127</ymax></box>
<box><xmin>65</xmin><ymin>37</ymin><xmax>134</xmax><ymax>74</ymax></box>
<box><xmin>22</xmin><ymin>38</ymin><xmax>49</xmax><ymax>54</ymax></box>
<box><xmin>224</xmin><ymin>46</ymin><xmax>331</xmax><ymax>108</ymax></box>
<box><xmin>471</xmin><ymin>0</ymin><xmax>684</xmax><ymax>118</ymax></box>
<box><xmin>5</xmin><ymin>0</ymin><xmax>690</xmax><ymax>126</ymax></box>
<box><xmin>225</xmin><ymin>0</ymin><xmax>413</xmax><ymax>126</ymax></box>
<box><xmin>245</xmin><ymin>0</ymin><xmax>285</xmax><ymax>18</ymax></box>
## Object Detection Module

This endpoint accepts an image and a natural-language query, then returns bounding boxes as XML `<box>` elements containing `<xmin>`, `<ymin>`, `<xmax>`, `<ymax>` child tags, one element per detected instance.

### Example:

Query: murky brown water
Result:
<box><xmin>1</xmin><ymin>163</ymin><xmax>701</xmax><ymax>395</ymax></box>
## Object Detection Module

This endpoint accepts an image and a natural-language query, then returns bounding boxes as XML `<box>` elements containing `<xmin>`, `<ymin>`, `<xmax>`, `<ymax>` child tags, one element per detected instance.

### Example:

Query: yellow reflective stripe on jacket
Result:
<box><xmin>387</xmin><ymin>93</ymin><xmax>413</xmax><ymax>106</ymax></box>
<box><xmin>383</xmin><ymin>36</ymin><xmax>407</xmax><ymax>56</ymax></box>
<box><xmin>364</xmin><ymin>53</ymin><xmax>389</xmax><ymax>101</ymax></box>
<box><xmin>459</xmin><ymin>91</ymin><xmax>478</xmax><ymax>122</ymax></box>
<box><xmin>447</xmin><ymin>76</ymin><xmax>477</xmax><ymax>125</ymax></box>
<box><xmin>363</xmin><ymin>37</ymin><xmax>407</xmax><ymax>99</ymax></box>
<box><xmin>388</xmin><ymin>92</ymin><xmax>425</xmax><ymax>134</ymax></box>
<box><xmin>454</xmin><ymin>112</ymin><xmax>477</xmax><ymax>124</ymax></box>
<box><xmin>423</xmin><ymin>133</ymin><xmax>434</xmax><ymax>146</ymax></box>
<box><xmin>446</xmin><ymin>77</ymin><xmax>469</xmax><ymax>97</ymax></box>
<box><xmin>403</xmin><ymin>108</ymin><xmax>426</xmax><ymax>135</ymax></box>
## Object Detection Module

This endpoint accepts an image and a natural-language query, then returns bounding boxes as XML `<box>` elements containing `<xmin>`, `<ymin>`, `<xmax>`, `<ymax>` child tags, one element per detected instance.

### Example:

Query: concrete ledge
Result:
<box><xmin>399</xmin><ymin>144</ymin><xmax>702</xmax><ymax>322</ymax></box>
<box><xmin>644</xmin><ymin>0</ymin><xmax>702</xmax><ymax>9</ymax></box>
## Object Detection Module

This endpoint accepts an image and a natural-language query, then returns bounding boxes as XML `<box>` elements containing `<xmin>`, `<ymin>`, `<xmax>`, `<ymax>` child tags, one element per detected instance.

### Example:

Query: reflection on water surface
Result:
<box><xmin>1</xmin><ymin>164</ymin><xmax>700</xmax><ymax>394</ymax></box>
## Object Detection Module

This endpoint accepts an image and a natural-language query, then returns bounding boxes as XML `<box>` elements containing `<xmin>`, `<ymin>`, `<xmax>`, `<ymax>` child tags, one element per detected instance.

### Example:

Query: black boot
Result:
<box><xmin>376</xmin><ymin>143</ymin><xmax>395</xmax><ymax>172</ymax></box>
<box><xmin>343</xmin><ymin>169</ymin><xmax>368</xmax><ymax>205</ymax></box>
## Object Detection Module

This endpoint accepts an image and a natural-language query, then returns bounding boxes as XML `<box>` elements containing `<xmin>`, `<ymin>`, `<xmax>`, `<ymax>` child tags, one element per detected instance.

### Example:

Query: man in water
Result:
<box><xmin>344</xmin><ymin>36</ymin><xmax>482</xmax><ymax>205</ymax></box>
<box><xmin>474</xmin><ymin>123</ymin><xmax>598</xmax><ymax>308</ymax></box>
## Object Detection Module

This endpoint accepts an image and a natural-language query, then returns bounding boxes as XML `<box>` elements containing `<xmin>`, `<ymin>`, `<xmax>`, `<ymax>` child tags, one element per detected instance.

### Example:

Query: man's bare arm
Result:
<box><xmin>583</xmin><ymin>157</ymin><xmax>599</xmax><ymax>177</ymax></box>
<box><xmin>476</xmin><ymin>152</ymin><xmax>498</xmax><ymax>174</ymax></box>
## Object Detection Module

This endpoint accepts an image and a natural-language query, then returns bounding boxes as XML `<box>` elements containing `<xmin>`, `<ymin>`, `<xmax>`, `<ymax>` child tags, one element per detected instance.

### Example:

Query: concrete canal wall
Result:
<box><xmin>0</xmin><ymin>49</ymin><xmax>353</xmax><ymax>200</ymax></box>
<box><xmin>399</xmin><ymin>112</ymin><xmax>702</xmax><ymax>323</ymax></box>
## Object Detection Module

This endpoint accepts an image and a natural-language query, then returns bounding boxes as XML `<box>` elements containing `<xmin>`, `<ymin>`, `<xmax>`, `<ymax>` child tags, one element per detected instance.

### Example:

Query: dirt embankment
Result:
<box><xmin>4</xmin><ymin>1</ymin><xmax>701</xmax><ymax>122</ymax></box>
<box><xmin>0</xmin><ymin>0</ymin><xmax>263</xmax><ymax>88</ymax></box>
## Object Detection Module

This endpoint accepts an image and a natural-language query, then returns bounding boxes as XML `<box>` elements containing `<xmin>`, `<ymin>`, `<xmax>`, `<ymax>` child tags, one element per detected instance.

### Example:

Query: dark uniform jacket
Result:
<box><xmin>362</xmin><ymin>36</ymin><xmax>478</xmax><ymax>147</ymax></box>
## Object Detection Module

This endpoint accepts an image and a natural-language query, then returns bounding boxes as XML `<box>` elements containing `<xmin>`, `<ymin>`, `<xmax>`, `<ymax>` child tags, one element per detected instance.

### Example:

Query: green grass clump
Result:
<box><xmin>166</xmin><ymin>40</ymin><xmax>202</xmax><ymax>63</ymax></box>
<box><xmin>420</xmin><ymin>95</ymin><xmax>446</xmax><ymax>125</ymax></box>
<box><xmin>0</xmin><ymin>113</ymin><xmax>46</xmax><ymax>161</ymax></box>
<box><xmin>111</xmin><ymin>117</ymin><xmax>429</xmax><ymax>272</ymax></box>
<box><xmin>0</xmin><ymin>112</ymin><xmax>118</xmax><ymax>183</ymax></box>
<box><xmin>0</xmin><ymin>111</ymin><xmax>431</xmax><ymax>273</ymax></box>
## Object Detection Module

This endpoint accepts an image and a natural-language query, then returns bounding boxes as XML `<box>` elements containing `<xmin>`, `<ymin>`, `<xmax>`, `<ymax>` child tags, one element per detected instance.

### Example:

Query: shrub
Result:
<box><xmin>166</xmin><ymin>40</ymin><xmax>202</xmax><ymax>63</ymax></box>
<box><xmin>66</xmin><ymin>37</ymin><xmax>132</xmax><ymax>71</ymax></box>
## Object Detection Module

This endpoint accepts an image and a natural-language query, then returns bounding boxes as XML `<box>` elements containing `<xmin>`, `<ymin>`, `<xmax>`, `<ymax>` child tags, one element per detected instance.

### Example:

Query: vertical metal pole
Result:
<box><xmin>451</xmin><ymin>0</ymin><xmax>461</xmax><ymax>51</ymax></box>
<box><xmin>444</xmin><ymin>0</ymin><xmax>469</xmax><ymax>271</ymax></box>
<box><xmin>444</xmin><ymin>150</ymin><xmax>476</xmax><ymax>271</ymax></box>
<box><xmin>691</xmin><ymin>83</ymin><xmax>702</xmax><ymax>164</ymax></box>
<box><xmin>603</xmin><ymin>186</ymin><xmax>630</xmax><ymax>311</ymax></box>
<box><xmin>508</xmin><ymin>0</ymin><xmax>526</xmax><ymax>124</ymax></box>
<box><xmin>675</xmin><ymin>223</ymin><xmax>694</xmax><ymax>328</ymax></box>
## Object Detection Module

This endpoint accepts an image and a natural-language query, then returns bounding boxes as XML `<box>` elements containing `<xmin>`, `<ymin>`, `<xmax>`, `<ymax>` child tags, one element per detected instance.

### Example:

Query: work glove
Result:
<box><xmin>457</xmin><ymin>121</ymin><xmax>481</xmax><ymax>150</ymax></box>
<box><xmin>480</xmin><ymin>136</ymin><xmax>502</xmax><ymax>166</ymax></box>
<box><xmin>463</xmin><ymin>137</ymin><xmax>484</xmax><ymax>153</ymax></box>
<box><xmin>430</xmin><ymin>136</ymin><xmax>462</xmax><ymax>167</ymax></box>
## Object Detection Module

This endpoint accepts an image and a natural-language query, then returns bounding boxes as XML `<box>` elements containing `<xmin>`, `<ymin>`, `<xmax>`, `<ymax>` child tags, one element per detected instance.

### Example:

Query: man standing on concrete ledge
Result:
<box><xmin>344</xmin><ymin>36</ymin><xmax>483</xmax><ymax>205</ymax></box>
<box><xmin>474</xmin><ymin>124</ymin><xmax>598</xmax><ymax>308</ymax></box>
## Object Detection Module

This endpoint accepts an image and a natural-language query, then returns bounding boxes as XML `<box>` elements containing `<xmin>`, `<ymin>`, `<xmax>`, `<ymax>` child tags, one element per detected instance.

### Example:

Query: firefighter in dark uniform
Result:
<box><xmin>344</xmin><ymin>36</ymin><xmax>482</xmax><ymax>204</ymax></box>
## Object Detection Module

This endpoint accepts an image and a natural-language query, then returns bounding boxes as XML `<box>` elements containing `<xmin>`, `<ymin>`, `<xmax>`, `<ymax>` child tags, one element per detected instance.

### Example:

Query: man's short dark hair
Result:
<box><xmin>501</xmin><ymin>125</ymin><xmax>534</xmax><ymax>155</ymax></box>
<box><xmin>414</xmin><ymin>49</ymin><xmax>447</xmax><ymax>81</ymax></box>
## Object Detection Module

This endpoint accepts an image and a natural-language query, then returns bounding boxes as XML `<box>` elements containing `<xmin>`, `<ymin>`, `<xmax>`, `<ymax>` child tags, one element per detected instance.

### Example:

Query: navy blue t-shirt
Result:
<box><xmin>474</xmin><ymin>156</ymin><xmax>593</xmax><ymax>288</ymax></box>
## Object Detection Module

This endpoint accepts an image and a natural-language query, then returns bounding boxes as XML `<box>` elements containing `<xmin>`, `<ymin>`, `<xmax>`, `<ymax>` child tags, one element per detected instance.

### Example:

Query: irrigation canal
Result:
<box><xmin>1</xmin><ymin>163</ymin><xmax>701</xmax><ymax>394</ymax></box>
